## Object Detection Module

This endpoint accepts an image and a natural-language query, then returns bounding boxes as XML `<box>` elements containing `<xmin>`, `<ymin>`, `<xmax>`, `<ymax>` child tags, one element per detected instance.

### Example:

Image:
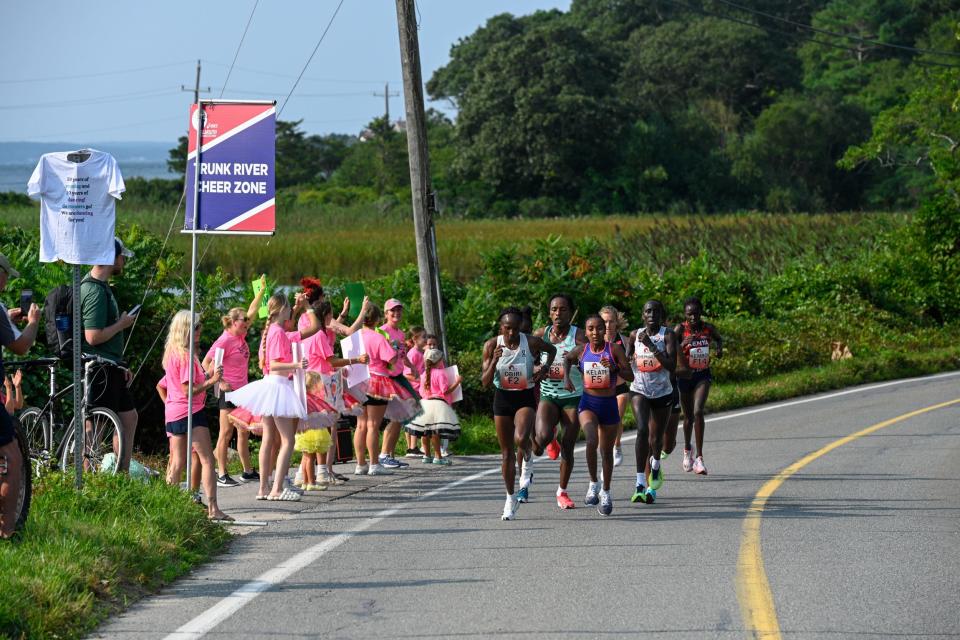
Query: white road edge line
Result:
<box><xmin>164</xmin><ymin>369</ymin><xmax>960</xmax><ymax>639</ymax></box>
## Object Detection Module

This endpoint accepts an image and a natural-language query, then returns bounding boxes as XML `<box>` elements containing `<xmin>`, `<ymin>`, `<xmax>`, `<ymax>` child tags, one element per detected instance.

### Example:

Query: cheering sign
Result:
<box><xmin>184</xmin><ymin>101</ymin><xmax>276</xmax><ymax>235</ymax></box>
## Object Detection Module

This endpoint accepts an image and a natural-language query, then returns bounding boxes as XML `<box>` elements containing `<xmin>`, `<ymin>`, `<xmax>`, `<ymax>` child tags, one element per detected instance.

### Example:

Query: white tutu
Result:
<box><xmin>405</xmin><ymin>399</ymin><xmax>461</xmax><ymax>440</ymax></box>
<box><xmin>225</xmin><ymin>375</ymin><xmax>307</xmax><ymax>419</ymax></box>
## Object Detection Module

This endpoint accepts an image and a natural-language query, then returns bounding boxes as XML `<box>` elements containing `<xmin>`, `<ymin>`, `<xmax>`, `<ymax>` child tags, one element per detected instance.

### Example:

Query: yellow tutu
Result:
<box><xmin>294</xmin><ymin>428</ymin><xmax>332</xmax><ymax>454</ymax></box>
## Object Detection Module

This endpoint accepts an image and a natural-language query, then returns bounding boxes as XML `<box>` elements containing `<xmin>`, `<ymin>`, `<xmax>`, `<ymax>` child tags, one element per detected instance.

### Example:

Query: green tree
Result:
<box><xmin>732</xmin><ymin>91</ymin><xmax>870</xmax><ymax>211</ymax></box>
<box><xmin>451</xmin><ymin>19</ymin><xmax>622</xmax><ymax>206</ymax></box>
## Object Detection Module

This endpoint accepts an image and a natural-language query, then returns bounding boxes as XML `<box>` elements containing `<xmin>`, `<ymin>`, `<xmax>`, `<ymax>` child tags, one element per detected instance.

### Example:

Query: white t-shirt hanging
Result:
<box><xmin>27</xmin><ymin>149</ymin><xmax>124</xmax><ymax>265</ymax></box>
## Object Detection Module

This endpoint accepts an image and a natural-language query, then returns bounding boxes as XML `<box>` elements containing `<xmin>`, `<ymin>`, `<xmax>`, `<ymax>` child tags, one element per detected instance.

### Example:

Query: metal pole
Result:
<box><xmin>72</xmin><ymin>264</ymin><xmax>83</xmax><ymax>488</ymax></box>
<box><xmin>185</xmin><ymin>101</ymin><xmax>203</xmax><ymax>493</ymax></box>
<box><xmin>395</xmin><ymin>0</ymin><xmax>446</xmax><ymax>349</ymax></box>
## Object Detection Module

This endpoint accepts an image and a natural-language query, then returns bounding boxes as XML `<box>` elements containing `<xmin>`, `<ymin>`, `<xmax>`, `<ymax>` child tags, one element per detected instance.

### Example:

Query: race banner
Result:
<box><xmin>184</xmin><ymin>101</ymin><xmax>276</xmax><ymax>235</ymax></box>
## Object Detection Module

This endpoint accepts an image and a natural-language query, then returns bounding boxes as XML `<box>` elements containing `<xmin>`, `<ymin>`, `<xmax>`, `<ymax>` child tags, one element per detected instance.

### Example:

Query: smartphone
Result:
<box><xmin>128</xmin><ymin>303</ymin><xmax>143</xmax><ymax>317</ymax></box>
<box><xmin>19</xmin><ymin>289</ymin><xmax>32</xmax><ymax>316</ymax></box>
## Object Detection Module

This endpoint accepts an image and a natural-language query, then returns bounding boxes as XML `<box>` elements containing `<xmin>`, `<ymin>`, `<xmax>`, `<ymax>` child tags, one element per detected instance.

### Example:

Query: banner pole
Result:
<box><xmin>72</xmin><ymin>264</ymin><xmax>83</xmax><ymax>488</ymax></box>
<box><xmin>185</xmin><ymin>101</ymin><xmax>203</xmax><ymax>496</ymax></box>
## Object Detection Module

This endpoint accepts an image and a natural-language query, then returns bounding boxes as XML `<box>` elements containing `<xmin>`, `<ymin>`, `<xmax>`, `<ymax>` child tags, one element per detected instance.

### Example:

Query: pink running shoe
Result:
<box><xmin>682</xmin><ymin>448</ymin><xmax>694</xmax><ymax>472</ymax></box>
<box><xmin>693</xmin><ymin>456</ymin><xmax>708</xmax><ymax>475</ymax></box>
<box><xmin>556</xmin><ymin>491</ymin><xmax>575</xmax><ymax>509</ymax></box>
<box><xmin>546</xmin><ymin>439</ymin><xmax>561</xmax><ymax>460</ymax></box>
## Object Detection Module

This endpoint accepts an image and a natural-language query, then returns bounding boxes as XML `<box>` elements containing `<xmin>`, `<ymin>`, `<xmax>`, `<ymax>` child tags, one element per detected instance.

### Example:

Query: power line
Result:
<box><xmin>220</xmin><ymin>0</ymin><xmax>260</xmax><ymax>98</ymax></box>
<box><xmin>712</xmin><ymin>0</ymin><xmax>960</xmax><ymax>60</ymax></box>
<box><xmin>278</xmin><ymin>0</ymin><xmax>349</xmax><ymax>117</ymax></box>
<box><xmin>204</xmin><ymin>59</ymin><xmax>394</xmax><ymax>85</ymax></box>
<box><xmin>0</xmin><ymin>61</ymin><xmax>194</xmax><ymax>84</ymax></box>
<box><xmin>656</xmin><ymin>0</ymin><xmax>960</xmax><ymax>69</ymax></box>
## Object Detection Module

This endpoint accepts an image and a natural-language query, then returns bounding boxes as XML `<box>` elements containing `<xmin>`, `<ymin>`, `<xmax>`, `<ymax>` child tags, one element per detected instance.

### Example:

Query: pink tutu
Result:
<box><xmin>365</xmin><ymin>374</ymin><xmax>413</xmax><ymax>401</ymax></box>
<box><xmin>227</xmin><ymin>407</ymin><xmax>264</xmax><ymax>436</ymax></box>
<box><xmin>341</xmin><ymin>389</ymin><xmax>364</xmax><ymax>417</ymax></box>
<box><xmin>302</xmin><ymin>391</ymin><xmax>337</xmax><ymax>430</ymax></box>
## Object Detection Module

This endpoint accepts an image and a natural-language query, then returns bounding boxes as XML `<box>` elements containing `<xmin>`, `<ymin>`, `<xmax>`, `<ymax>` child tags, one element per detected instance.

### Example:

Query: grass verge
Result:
<box><xmin>0</xmin><ymin>473</ymin><xmax>231</xmax><ymax>640</ymax></box>
<box><xmin>448</xmin><ymin>347</ymin><xmax>960</xmax><ymax>455</ymax></box>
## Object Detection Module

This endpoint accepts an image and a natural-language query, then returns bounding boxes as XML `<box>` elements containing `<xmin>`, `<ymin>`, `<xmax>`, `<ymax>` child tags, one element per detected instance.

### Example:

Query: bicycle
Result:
<box><xmin>15</xmin><ymin>355</ymin><xmax>125</xmax><ymax>476</ymax></box>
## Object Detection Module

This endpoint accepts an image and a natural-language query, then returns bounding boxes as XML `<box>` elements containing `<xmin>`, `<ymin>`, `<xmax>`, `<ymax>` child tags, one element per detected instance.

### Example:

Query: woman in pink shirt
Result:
<box><xmin>227</xmin><ymin>293</ymin><xmax>313</xmax><ymax>501</ymax></box>
<box><xmin>160</xmin><ymin>310</ymin><xmax>229</xmax><ymax>520</ymax></box>
<box><xmin>355</xmin><ymin>304</ymin><xmax>414</xmax><ymax>476</ymax></box>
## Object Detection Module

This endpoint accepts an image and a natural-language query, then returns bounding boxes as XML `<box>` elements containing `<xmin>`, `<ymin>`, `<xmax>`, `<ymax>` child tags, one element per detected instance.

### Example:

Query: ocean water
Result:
<box><xmin>0</xmin><ymin>161</ymin><xmax>176</xmax><ymax>193</ymax></box>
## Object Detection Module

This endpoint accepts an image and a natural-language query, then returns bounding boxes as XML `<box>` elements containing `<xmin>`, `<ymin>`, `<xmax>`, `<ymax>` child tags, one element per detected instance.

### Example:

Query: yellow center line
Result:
<box><xmin>735</xmin><ymin>397</ymin><xmax>960</xmax><ymax>640</ymax></box>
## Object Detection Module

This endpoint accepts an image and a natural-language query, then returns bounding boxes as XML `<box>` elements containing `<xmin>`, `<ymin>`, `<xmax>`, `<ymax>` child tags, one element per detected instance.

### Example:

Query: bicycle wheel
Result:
<box><xmin>10</xmin><ymin>417</ymin><xmax>32</xmax><ymax>533</ymax></box>
<box><xmin>17</xmin><ymin>406</ymin><xmax>51</xmax><ymax>475</ymax></box>
<box><xmin>61</xmin><ymin>407</ymin><xmax>125</xmax><ymax>475</ymax></box>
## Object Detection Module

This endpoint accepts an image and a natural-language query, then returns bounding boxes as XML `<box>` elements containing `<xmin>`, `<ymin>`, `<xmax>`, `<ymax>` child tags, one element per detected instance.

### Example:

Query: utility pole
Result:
<box><xmin>181</xmin><ymin>59</ymin><xmax>211</xmax><ymax>103</ymax></box>
<box><xmin>373</xmin><ymin>82</ymin><xmax>399</xmax><ymax>125</ymax></box>
<box><xmin>395</xmin><ymin>0</ymin><xmax>446</xmax><ymax>354</ymax></box>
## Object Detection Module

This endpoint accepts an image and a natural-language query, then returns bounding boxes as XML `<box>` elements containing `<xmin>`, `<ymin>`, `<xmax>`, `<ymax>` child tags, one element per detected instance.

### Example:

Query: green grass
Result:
<box><xmin>0</xmin><ymin>473</ymin><xmax>231</xmax><ymax>640</ymax></box>
<box><xmin>446</xmin><ymin>347</ymin><xmax>960</xmax><ymax>456</ymax></box>
<box><xmin>0</xmin><ymin>205</ymin><xmax>899</xmax><ymax>282</ymax></box>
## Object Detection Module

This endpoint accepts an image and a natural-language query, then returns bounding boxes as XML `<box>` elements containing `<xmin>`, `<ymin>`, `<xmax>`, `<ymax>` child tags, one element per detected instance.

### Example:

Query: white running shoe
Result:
<box><xmin>682</xmin><ymin>448</ymin><xmax>694</xmax><ymax>472</ymax></box>
<box><xmin>598</xmin><ymin>490</ymin><xmax>613</xmax><ymax>516</ymax></box>
<box><xmin>613</xmin><ymin>446</ymin><xmax>623</xmax><ymax>467</ymax></box>
<box><xmin>585</xmin><ymin>482</ymin><xmax>600</xmax><ymax>506</ymax></box>
<box><xmin>501</xmin><ymin>494</ymin><xmax>519</xmax><ymax>521</ymax></box>
<box><xmin>693</xmin><ymin>456</ymin><xmax>708</xmax><ymax>475</ymax></box>
<box><xmin>367</xmin><ymin>463</ymin><xmax>392</xmax><ymax>476</ymax></box>
<box><xmin>354</xmin><ymin>463</ymin><xmax>369</xmax><ymax>476</ymax></box>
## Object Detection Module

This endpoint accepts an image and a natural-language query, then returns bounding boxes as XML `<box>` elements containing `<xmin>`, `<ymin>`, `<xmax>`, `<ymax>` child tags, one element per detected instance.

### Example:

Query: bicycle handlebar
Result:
<box><xmin>7</xmin><ymin>357</ymin><xmax>60</xmax><ymax>368</ymax></box>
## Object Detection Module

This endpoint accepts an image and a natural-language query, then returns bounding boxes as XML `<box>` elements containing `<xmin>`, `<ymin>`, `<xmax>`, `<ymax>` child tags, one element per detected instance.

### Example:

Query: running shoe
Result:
<box><xmin>192</xmin><ymin>491</ymin><xmax>203</xmax><ymax>505</ymax></box>
<box><xmin>630</xmin><ymin>485</ymin><xmax>646</xmax><ymax>503</ymax></box>
<box><xmin>585</xmin><ymin>483</ymin><xmax>600</xmax><ymax>506</ymax></box>
<box><xmin>693</xmin><ymin>456</ymin><xmax>708</xmax><ymax>475</ymax></box>
<box><xmin>546</xmin><ymin>439</ymin><xmax>561</xmax><ymax>460</ymax></box>
<box><xmin>598</xmin><ymin>490</ymin><xmax>613</xmax><ymax>516</ymax></box>
<box><xmin>421</xmin><ymin>455</ymin><xmax>434</xmax><ymax>464</ymax></box>
<box><xmin>644</xmin><ymin>487</ymin><xmax>657</xmax><ymax>504</ymax></box>
<box><xmin>379</xmin><ymin>455</ymin><xmax>407</xmax><ymax>469</ymax></box>
<box><xmin>648</xmin><ymin>466</ymin><xmax>664</xmax><ymax>491</ymax></box>
<box><xmin>367</xmin><ymin>463</ymin><xmax>392</xmax><ymax>476</ymax></box>
<box><xmin>217</xmin><ymin>474</ymin><xmax>240</xmax><ymax>488</ymax></box>
<box><xmin>517</xmin><ymin>485</ymin><xmax>529</xmax><ymax>503</ymax></box>
<box><xmin>433</xmin><ymin>457</ymin><xmax>452</xmax><ymax>466</ymax></box>
<box><xmin>501</xmin><ymin>494</ymin><xmax>519</xmax><ymax>521</ymax></box>
<box><xmin>659</xmin><ymin>450</ymin><xmax>669</xmax><ymax>461</ymax></box>
<box><xmin>241</xmin><ymin>470</ymin><xmax>260</xmax><ymax>482</ymax></box>
<box><xmin>556</xmin><ymin>491</ymin><xmax>575</xmax><ymax>509</ymax></box>
<box><xmin>682</xmin><ymin>448</ymin><xmax>694</xmax><ymax>472</ymax></box>
<box><xmin>613</xmin><ymin>446</ymin><xmax>623</xmax><ymax>467</ymax></box>
<box><xmin>405</xmin><ymin>447</ymin><xmax>423</xmax><ymax>458</ymax></box>
<box><xmin>354</xmin><ymin>463</ymin><xmax>369</xmax><ymax>475</ymax></box>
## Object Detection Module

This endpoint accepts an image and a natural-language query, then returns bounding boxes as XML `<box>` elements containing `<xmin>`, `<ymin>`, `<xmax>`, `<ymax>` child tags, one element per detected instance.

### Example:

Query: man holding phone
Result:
<box><xmin>80</xmin><ymin>237</ymin><xmax>138</xmax><ymax>473</ymax></box>
<box><xmin>0</xmin><ymin>253</ymin><xmax>40</xmax><ymax>538</ymax></box>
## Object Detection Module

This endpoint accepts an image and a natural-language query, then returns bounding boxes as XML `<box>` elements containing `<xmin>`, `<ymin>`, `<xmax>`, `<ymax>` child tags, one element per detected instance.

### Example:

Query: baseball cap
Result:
<box><xmin>0</xmin><ymin>254</ymin><xmax>20</xmax><ymax>278</ymax></box>
<box><xmin>424</xmin><ymin>348</ymin><xmax>443</xmax><ymax>364</ymax></box>
<box><xmin>384</xmin><ymin>298</ymin><xmax>403</xmax><ymax>311</ymax></box>
<box><xmin>115</xmin><ymin>237</ymin><xmax>134</xmax><ymax>259</ymax></box>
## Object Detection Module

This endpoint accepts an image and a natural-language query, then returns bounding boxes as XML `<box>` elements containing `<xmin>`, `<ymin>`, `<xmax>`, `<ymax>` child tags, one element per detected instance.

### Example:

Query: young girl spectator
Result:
<box><xmin>159</xmin><ymin>310</ymin><xmax>230</xmax><ymax>520</ymax></box>
<box><xmin>295</xmin><ymin>371</ymin><xmax>335</xmax><ymax>490</ymax></box>
<box><xmin>227</xmin><ymin>293</ymin><xmax>315</xmax><ymax>501</ymax></box>
<box><xmin>404</xmin><ymin>326</ymin><xmax>426</xmax><ymax>457</ymax></box>
<box><xmin>406</xmin><ymin>348</ymin><xmax>461</xmax><ymax>465</ymax></box>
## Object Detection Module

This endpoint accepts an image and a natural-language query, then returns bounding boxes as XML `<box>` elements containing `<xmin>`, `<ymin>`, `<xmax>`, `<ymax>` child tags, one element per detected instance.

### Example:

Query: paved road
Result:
<box><xmin>93</xmin><ymin>372</ymin><xmax>960</xmax><ymax>640</ymax></box>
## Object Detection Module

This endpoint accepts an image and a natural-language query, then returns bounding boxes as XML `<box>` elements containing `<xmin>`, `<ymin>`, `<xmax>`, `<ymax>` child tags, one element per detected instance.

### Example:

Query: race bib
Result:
<box><xmin>548</xmin><ymin>358</ymin><xmax>564</xmax><ymax>380</ymax></box>
<box><xmin>499</xmin><ymin>363</ymin><xmax>529</xmax><ymax>390</ymax></box>
<box><xmin>583</xmin><ymin>361</ymin><xmax>610</xmax><ymax>390</ymax></box>
<box><xmin>688</xmin><ymin>345</ymin><xmax>710</xmax><ymax>370</ymax></box>
<box><xmin>635</xmin><ymin>344</ymin><xmax>662</xmax><ymax>373</ymax></box>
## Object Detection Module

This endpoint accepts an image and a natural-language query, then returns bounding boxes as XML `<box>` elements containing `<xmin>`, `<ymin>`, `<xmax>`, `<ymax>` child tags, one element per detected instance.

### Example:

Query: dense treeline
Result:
<box><xmin>151</xmin><ymin>0</ymin><xmax>960</xmax><ymax>217</ymax></box>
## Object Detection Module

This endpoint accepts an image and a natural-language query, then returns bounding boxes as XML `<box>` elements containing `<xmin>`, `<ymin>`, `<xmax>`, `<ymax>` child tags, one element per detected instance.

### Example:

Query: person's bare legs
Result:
<box><xmin>215</xmin><ymin>410</ymin><xmax>234</xmax><ymax>477</ymax></box>
<box><xmin>193</xmin><ymin>428</ymin><xmax>228</xmax><ymax>519</ymax></box>
<box><xmin>258</xmin><ymin>419</ymin><xmax>278</xmax><ymax>497</ymax></box>
<box><xmin>0</xmin><ymin>439</ymin><xmax>24</xmax><ymax>538</ymax></box>
<box><xmin>270</xmin><ymin>417</ymin><xmax>297</xmax><ymax>496</ymax></box>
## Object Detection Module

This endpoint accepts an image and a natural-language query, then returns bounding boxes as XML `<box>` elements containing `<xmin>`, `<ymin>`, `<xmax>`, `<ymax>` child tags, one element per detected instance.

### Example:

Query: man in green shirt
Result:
<box><xmin>81</xmin><ymin>238</ymin><xmax>138</xmax><ymax>472</ymax></box>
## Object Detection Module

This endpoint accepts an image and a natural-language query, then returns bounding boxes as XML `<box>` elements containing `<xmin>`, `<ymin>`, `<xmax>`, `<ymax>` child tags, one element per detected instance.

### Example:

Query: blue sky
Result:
<box><xmin>0</xmin><ymin>0</ymin><xmax>568</xmax><ymax>144</ymax></box>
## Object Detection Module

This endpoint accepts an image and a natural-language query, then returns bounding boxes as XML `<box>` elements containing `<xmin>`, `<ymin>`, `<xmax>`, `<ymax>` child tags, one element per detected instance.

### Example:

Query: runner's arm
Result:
<box><xmin>480</xmin><ymin>339</ymin><xmax>500</xmax><ymax>388</ymax></box>
<box><xmin>611</xmin><ymin>343</ymin><xmax>634</xmax><ymax>382</ymax></box>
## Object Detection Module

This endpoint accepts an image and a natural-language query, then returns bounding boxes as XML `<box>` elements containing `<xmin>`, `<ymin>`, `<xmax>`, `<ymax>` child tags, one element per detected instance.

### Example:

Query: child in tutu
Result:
<box><xmin>407</xmin><ymin>348</ymin><xmax>461</xmax><ymax>465</ymax></box>
<box><xmin>227</xmin><ymin>293</ymin><xmax>315</xmax><ymax>501</ymax></box>
<box><xmin>295</xmin><ymin>371</ymin><xmax>335</xmax><ymax>490</ymax></box>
